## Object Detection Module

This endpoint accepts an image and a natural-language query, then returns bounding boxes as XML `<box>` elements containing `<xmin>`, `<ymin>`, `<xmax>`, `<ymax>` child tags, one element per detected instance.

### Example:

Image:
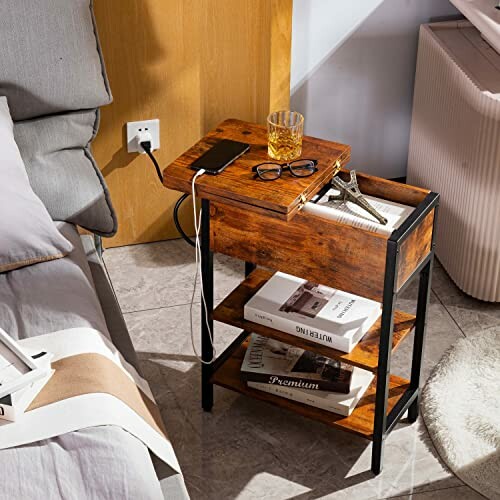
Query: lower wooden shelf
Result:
<box><xmin>211</xmin><ymin>335</ymin><xmax>410</xmax><ymax>440</ymax></box>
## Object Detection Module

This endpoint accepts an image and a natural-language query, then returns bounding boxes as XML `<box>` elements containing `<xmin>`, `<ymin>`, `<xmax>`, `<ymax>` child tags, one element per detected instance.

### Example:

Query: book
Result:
<box><xmin>241</xmin><ymin>334</ymin><xmax>353</xmax><ymax>393</ymax></box>
<box><xmin>248</xmin><ymin>365</ymin><xmax>374</xmax><ymax>417</ymax></box>
<box><xmin>244</xmin><ymin>272</ymin><xmax>381</xmax><ymax>352</ymax></box>
<box><xmin>0</xmin><ymin>370</ymin><xmax>53</xmax><ymax>422</ymax></box>
<box><xmin>304</xmin><ymin>188</ymin><xmax>414</xmax><ymax>235</ymax></box>
<box><xmin>0</xmin><ymin>352</ymin><xmax>53</xmax><ymax>422</ymax></box>
<box><xmin>0</xmin><ymin>328</ymin><xmax>52</xmax><ymax>400</ymax></box>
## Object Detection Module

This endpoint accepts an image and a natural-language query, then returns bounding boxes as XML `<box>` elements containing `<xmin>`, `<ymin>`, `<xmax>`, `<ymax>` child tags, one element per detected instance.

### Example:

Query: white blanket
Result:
<box><xmin>0</xmin><ymin>328</ymin><xmax>180</xmax><ymax>474</ymax></box>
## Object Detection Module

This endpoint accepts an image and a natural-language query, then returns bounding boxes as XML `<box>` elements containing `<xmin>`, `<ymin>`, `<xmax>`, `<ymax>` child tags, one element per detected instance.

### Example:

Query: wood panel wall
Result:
<box><xmin>92</xmin><ymin>0</ymin><xmax>292</xmax><ymax>247</ymax></box>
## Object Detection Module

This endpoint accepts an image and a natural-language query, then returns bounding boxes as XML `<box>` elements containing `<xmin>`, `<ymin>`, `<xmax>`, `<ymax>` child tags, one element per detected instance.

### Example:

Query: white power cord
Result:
<box><xmin>189</xmin><ymin>169</ymin><xmax>217</xmax><ymax>364</ymax></box>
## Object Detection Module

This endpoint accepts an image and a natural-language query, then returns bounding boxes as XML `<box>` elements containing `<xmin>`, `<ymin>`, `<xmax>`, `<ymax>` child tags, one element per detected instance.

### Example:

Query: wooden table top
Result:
<box><xmin>163</xmin><ymin>119</ymin><xmax>351</xmax><ymax>219</ymax></box>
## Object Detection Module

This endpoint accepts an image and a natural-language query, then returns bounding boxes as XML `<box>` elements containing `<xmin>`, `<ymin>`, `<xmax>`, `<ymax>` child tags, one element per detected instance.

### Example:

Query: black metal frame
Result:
<box><xmin>199</xmin><ymin>190</ymin><xmax>439</xmax><ymax>475</ymax></box>
<box><xmin>372</xmin><ymin>192</ymin><xmax>439</xmax><ymax>474</ymax></box>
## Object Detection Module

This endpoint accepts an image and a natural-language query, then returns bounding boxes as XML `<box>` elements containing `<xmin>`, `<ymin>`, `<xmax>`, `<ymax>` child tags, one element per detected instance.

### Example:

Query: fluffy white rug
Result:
<box><xmin>422</xmin><ymin>327</ymin><xmax>500</xmax><ymax>500</ymax></box>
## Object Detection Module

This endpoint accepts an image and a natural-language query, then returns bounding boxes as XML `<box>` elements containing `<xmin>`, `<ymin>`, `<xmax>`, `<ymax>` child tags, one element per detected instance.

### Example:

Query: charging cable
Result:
<box><xmin>173</xmin><ymin>194</ymin><xmax>196</xmax><ymax>247</ymax></box>
<box><xmin>138</xmin><ymin>132</ymin><xmax>163</xmax><ymax>183</ymax></box>
<box><xmin>190</xmin><ymin>169</ymin><xmax>217</xmax><ymax>364</ymax></box>
<box><xmin>139</xmin><ymin>134</ymin><xmax>215</xmax><ymax>363</ymax></box>
<box><xmin>140</xmin><ymin>135</ymin><xmax>196</xmax><ymax>247</ymax></box>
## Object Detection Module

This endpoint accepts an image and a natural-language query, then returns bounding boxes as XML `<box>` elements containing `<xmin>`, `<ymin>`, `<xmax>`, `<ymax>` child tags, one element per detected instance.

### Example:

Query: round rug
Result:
<box><xmin>422</xmin><ymin>327</ymin><xmax>500</xmax><ymax>500</ymax></box>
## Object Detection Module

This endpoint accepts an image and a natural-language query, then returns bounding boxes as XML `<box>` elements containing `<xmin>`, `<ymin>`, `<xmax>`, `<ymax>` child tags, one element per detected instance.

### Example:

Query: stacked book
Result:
<box><xmin>242</xmin><ymin>272</ymin><xmax>382</xmax><ymax>416</ymax></box>
<box><xmin>244</xmin><ymin>272</ymin><xmax>381</xmax><ymax>353</ymax></box>
<box><xmin>241</xmin><ymin>334</ymin><xmax>373</xmax><ymax>416</ymax></box>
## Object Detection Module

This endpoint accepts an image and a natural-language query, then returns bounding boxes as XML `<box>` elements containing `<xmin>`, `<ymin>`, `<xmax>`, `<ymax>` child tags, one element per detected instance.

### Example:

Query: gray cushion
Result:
<box><xmin>0</xmin><ymin>0</ymin><xmax>111</xmax><ymax>121</ymax></box>
<box><xmin>14</xmin><ymin>110</ymin><xmax>117</xmax><ymax>236</ymax></box>
<box><xmin>0</xmin><ymin>0</ymin><xmax>117</xmax><ymax>236</ymax></box>
<box><xmin>0</xmin><ymin>97</ymin><xmax>73</xmax><ymax>273</ymax></box>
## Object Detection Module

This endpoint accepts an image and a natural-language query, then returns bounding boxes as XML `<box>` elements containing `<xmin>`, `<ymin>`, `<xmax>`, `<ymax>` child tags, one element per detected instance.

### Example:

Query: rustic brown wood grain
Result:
<box><xmin>163</xmin><ymin>119</ymin><xmax>351</xmax><ymax>219</ymax></box>
<box><xmin>213</xmin><ymin>269</ymin><xmax>416</xmax><ymax>371</ymax></box>
<box><xmin>210</xmin><ymin>202</ymin><xmax>388</xmax><ymax>301</ymax></box>
<box><xmin>397</xmin><ymin>209</ymin><xmax>435</xmax><ymax>290</ymax></box>
<box><xmin>93</xmin><ymin>1</ymin><xmax>293</xmax><ymax>247</ymax></box>
<box><xmin>211</xmin><ymin>335</ymin><xmax>410</xmax><ymax>439</ymax></box>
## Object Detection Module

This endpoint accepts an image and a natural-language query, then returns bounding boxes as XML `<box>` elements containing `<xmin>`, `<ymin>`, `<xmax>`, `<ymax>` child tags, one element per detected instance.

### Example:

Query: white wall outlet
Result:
<box><xmin>126</xmin><ymin>119</ymin><xmax>160</xmax><ymax>153</ymax></box>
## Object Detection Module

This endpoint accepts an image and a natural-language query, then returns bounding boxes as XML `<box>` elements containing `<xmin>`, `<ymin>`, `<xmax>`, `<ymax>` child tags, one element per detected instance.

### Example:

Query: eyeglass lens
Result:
<box><xmin>256</xmin><ymin>163</ymin><xmax>282</xmax><ymax>180</ymax></box>
<box><xmin>289</xmin><ymin>160</ymin><xmax>316</xmax><ymax>177</ymax></box>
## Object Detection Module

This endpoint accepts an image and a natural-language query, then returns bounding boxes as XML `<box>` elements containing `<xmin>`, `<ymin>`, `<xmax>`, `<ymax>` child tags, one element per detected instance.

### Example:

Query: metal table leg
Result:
<box><xmin>408</xmin><ymin>257</ymin><xmax>433</xmax><ymax>422</ymax></box>
<box><xmin>371</xmin><ymin>240</ymin><xmax>398</xmax><ymax>475</ymax></box>
<box><xmin>201</xmin><ymin>199</ymin><xmax>214</xmax><ymax>411</ymax></box>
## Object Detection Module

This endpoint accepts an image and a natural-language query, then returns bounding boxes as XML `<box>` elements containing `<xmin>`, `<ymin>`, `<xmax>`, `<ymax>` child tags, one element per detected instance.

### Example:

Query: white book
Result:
<box><xmin>0</xmin><ymin>369</ymin><xmax>54</xmax><ymax>422</ymax></box>
<box><xmin>0</xmin><ymin>328</ymin><xmax>52</xmax><ymax>400</ymax></box>
<box><xmin>304</xmin><ymin>188</ymin><xmax>414</xmax><ymax>235</ymax></box>
<box><xmin>244</xmin><ymin>272</ymin><xmax>381</xmax><ymax>352</ymax></box>
<box><xmin>248</xmin><ymin>366</ymin><xmax>374</xmax><ymax>417</ymax></box>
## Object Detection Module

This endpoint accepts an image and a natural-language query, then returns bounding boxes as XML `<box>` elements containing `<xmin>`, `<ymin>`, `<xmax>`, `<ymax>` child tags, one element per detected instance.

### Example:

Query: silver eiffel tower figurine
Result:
<box><xmin>328</xmin><ymin>170</ymin><xmax>388</xmax><ymax>225</ymax></box>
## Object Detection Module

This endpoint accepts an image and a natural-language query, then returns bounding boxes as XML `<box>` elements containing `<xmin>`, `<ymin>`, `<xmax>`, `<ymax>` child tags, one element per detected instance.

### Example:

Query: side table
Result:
<box><xmin>164</xmin><ymin>119</ymin><xmax>439</xmax><ymax>474</ymax></box>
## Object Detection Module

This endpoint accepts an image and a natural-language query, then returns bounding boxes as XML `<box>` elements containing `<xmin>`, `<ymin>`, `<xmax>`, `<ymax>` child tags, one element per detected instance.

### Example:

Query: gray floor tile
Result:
<box><xmin>385</xmin><ymin>484</ymin><xmax>485</xmax><ymax>499</ymax></box>
<box><xmin>104</xmin><ymin>239</ymin><xmax>495</xmax><ymax>500</ymax></box>
<box><xmin>123</xmin><ymin>301</ymin><xmax>462</xmax><ymax>500</ymax></box>
<box><xmin>431</xmin><ymin>261</ymin><xmax>500</xmax><ymax>336</ymax></box>
<box><xmin>391</xmin><ymin>299</ymin><xmax>465</xmax><ymax>382</ymax></box>
<box><xmin>103</xmin><ymin>239</ymin><xmax>243</xmax><ymax>313</ymax></box>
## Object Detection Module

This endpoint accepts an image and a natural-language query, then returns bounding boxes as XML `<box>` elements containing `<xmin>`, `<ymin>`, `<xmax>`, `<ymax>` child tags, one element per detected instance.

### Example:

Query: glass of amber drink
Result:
<box><xmin>267</xmin><ymin>111</ymin><xmax>304</xmax><ymax>161</ymax></box>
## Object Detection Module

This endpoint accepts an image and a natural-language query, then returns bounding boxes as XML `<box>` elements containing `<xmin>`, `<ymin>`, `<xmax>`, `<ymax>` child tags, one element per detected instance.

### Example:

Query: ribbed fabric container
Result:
<box><xmin>408</xmin><ymin>21</ymin><xmax>500</xmax><ymax>302</ymax></box>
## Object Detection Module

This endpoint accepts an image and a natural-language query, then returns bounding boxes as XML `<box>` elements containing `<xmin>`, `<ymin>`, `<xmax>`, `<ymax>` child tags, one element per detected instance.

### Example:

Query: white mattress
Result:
<box><xmin>0</xmin><ymin>223</ymin><xmax>166</xmax><ymax>500</ymax></box>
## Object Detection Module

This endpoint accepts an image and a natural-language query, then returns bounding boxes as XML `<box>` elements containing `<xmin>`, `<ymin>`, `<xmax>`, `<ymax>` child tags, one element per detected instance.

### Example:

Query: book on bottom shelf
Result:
<box><xmin>248</xmin><ymin>366</ymin><xmax>374</xmax><ymax>417</ymax></box>
<box><xmin>241</xmin><ymin>333</ymin><xmax>353</xmax><ymax>393</ymax></box>
<box><xmin>244</xmin><ymin>272</ymin><xmax>381</xmax><ymax>352</ymax></box>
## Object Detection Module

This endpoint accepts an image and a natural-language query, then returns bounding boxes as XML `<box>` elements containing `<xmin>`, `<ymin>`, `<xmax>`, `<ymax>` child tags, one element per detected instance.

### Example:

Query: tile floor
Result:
<box><xmin>103</xmin><ymin>239</ymin><xmax>493</xmax><ymax>500</ymax></box>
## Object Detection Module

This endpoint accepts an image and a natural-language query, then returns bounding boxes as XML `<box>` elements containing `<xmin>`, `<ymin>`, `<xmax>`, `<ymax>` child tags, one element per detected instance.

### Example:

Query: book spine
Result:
<box><xmin>0</xmin><ymin>404</ymin><xmax>16</xmax><ymax>422</ymax></box>
<box><xmin>244</xmin><ymin>306</ymin><xmax>352</xmax><ymax>352</ymax></box>
<box><xmin>248</xmin><ymin>381</ymin><xmax>351</xmax><ymax>417</ymax></box>
<box><xmin>241</xmin><ymin>371</ymin><xmax>350</xmax><ymax>393</ymax></box>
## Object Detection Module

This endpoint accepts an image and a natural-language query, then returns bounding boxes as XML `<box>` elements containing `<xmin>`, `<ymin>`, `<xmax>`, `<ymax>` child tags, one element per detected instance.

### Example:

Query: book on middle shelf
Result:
<box><xmin>241</xmin><ymin>333</ymin><xmax>354</xmax><ymax>393</ymax></box>
<box><xmin>244</xmin><ymin>272</ymin><xmax>381</xmax><ymax>353</ymax></box>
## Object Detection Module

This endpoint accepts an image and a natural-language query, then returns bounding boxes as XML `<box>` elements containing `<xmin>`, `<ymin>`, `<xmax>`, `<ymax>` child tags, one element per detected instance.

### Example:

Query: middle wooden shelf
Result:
<box><xmin>213</xmin><ymin>268</ymin><xmax>416</xmax><ymax>372</ymax></box>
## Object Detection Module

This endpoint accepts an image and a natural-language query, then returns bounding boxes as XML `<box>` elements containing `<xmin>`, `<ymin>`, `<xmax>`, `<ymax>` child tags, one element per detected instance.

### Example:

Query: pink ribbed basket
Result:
<box><xmin>408</xmin><ymin>21</ymin><xmax>500</xmax><ymax>302</ymax></box>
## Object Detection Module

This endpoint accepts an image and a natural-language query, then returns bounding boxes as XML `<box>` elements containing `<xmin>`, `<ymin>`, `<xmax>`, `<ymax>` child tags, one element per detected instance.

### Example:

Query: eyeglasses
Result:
<box><xmin>252</xmin><ymin>159</ymin><xmax>318</xmax><ymax>181</ymax></box>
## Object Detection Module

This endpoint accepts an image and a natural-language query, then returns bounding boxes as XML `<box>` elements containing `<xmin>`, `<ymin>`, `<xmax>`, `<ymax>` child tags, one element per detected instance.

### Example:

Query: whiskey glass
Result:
<box><xmin>267</xmin><ymin>111</ymin><xmax>304</xmax><ymax>161</ymax></box>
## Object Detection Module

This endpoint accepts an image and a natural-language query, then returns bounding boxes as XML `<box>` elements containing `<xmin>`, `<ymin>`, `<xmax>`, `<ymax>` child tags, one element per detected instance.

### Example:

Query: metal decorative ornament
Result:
<box><xmin>328</xmin><ymin>170</ymin><xmax>388</xmax><ymax>225</ymax></box>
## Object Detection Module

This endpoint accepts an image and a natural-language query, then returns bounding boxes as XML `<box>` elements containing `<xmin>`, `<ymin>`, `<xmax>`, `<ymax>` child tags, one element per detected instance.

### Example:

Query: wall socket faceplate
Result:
<box><xmin>126</xmin><ymin>119</ymin><xmax>160</xmax><ymax>153</ymax></box>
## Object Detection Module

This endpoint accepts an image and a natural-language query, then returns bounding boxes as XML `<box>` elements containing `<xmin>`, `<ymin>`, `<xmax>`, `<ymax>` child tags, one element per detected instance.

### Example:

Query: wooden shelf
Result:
<box><xmin>211</xmin><ymin>335</ymin><xmax>410</xmax><ymax>440</ymax></box>
<box><xmin>213</xmin><ymin>269</ymin><xmax>416</xmax><ymax>372</ymax></box>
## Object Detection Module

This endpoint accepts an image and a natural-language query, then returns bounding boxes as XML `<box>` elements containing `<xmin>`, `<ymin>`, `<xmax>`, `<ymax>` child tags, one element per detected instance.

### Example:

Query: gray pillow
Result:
<box><xmin>14</xmin><ymin>111</ymin><xmax>117</xmax><ymax>236</ymax></box>
<box><xmin>0</xmin><ymin>0</ymin><xmax>117</xmax><ymax>236</ymax></box>
<box><xmin>0</xmin><ymin>0</ymin><xmax>112</xmax><ymax>122</ymax></box>
<box><xmin>0</xmin><ymin>97</ymin><xmax>73</xmax><ymax>272</ymax></box>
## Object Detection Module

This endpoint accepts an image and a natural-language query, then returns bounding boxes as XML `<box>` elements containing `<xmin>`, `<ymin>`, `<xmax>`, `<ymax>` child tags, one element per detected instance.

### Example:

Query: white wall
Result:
<box><xmin>291</xmin><ymin>0</ymin><xmax>460</xmax><ymax>178</ymax></box>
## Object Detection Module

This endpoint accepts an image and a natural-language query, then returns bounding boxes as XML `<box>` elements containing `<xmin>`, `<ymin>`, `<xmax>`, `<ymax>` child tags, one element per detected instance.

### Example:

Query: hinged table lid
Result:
<box><xmin>163</xmin><ymin>119</ymin><xmax>351</xmax><ymax>220</ymax></box>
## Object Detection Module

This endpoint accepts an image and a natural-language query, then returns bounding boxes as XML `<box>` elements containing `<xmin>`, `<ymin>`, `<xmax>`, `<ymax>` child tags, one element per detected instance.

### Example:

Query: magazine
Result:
<box><xmin>241</xmin><ymin>334</ymin><xmax>353</xmax><ymax>393</ymax></box>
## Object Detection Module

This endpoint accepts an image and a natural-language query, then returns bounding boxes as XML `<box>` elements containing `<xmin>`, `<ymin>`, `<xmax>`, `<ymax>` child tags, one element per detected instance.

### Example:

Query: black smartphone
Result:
<box><xmin>190</xmin><ymin>139</ymin><xmax>250</xmax><ymax>175</ymax></box>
